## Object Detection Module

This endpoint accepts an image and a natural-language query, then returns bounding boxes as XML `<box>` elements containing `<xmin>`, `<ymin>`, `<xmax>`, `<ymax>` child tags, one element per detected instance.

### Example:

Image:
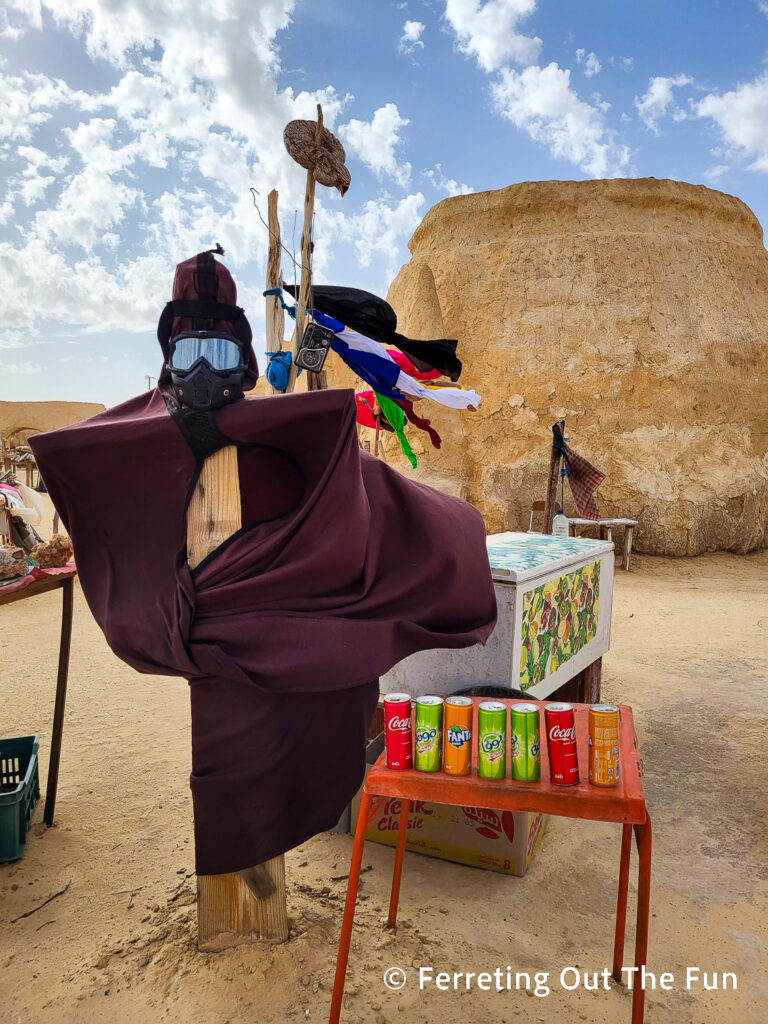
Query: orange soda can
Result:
<box><xmin>588</xmin><ymin>704</ymin><xmax>620</xmax><ymax>787</ymax></box>
<box><xmin>443</xmin><ymin>696</ymin><xmax>473</xmax><ymax>776</ymax></box>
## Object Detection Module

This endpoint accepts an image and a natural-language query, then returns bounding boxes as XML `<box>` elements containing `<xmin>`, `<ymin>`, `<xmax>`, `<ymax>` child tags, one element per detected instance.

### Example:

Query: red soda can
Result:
<box><xmin>384</xmin><ymin>693</ymin><xmax>412</xmax><ymax>770</ymax></box>
<box><xmin>544</xmin><ymin>703</ymin><xmax>580</xmax><ymax>785</ymax></box>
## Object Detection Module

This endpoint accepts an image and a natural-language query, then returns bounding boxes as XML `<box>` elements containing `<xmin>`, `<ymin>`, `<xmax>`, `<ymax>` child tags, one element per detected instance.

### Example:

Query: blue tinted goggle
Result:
<box><xmin>169</xmin><ymin>332</ymin><xmax>244</xmax><ymax>372</ymax></box>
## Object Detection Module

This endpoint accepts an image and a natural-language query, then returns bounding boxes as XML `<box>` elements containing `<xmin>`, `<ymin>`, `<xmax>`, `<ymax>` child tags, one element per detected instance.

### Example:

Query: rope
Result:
<box><xmin>263</xmin><ymin>287</ymin><xmax>297</xmax><ymax>319</ymax></box>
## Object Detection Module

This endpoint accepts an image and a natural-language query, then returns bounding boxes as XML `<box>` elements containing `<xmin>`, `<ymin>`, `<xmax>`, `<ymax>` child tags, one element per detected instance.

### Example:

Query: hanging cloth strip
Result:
<box><xmin>395</xmin><ymin>397</ymin><xmax>442</xmax><ymax>450</ymax></box>
<box><xmin>284</xmin><ymin>283</ymin><xmax>462</xmax><ymax>381</ymax></box>
<box><xmin>313</xmin><ymin>311</ymin><xmax>482</xmax><ymax>411</ymax></box>
<box><xmin>552</xmin><ymin>422</ymin><xmax>605</xmax><ymax>520</ymax></box>
<box><xmin>374</xmin><ymin>392</ymin><xmax>418</xmax><ymax>468</ymax></box>
<box><xmin>386</xmin><ymin>349</ymin><xmax>442</xmax><ymax>381</ymax></box>
<box><xmin>264</xmin><ymin>351</ymin><xmax>303</xmax><ymax>393</ymax></box>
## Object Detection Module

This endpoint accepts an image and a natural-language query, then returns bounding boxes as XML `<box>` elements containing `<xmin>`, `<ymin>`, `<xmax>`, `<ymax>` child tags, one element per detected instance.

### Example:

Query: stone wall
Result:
<box><xmin>0</xmin><ymin>401</ymin><xmax>106</xmax><ymax>442</ymax></box>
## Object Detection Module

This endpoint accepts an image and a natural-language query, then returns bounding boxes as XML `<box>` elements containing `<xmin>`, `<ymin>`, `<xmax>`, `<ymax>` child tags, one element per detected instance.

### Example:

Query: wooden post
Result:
<box><xmin>188</xmin><ymin>446</ymin><xmax>289</xmax><ymax>949</ymax></box>
<box><xmin>285</xmin><ymin>103</ymin><xmax>323</xmax><ymax>395</ymax></box>
<box><xmin>43</xmin><ymin>576</ymin><xmax>73</xmax><ymax>827</ymax></box>
<box><xmin>543</xmin><ymin>420</ymin><xmax>565</xmax><ymax>534</ymax></box>
<box><xmin>265</xmin><ymin>190</ymin><xmax>284</xmax><ymax>396</ymax></box>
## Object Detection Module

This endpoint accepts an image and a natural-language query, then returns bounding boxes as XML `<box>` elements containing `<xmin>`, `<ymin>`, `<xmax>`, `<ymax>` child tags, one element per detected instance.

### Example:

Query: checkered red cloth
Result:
<box><xmin>554</xmin><ymin>424</ymin><xmax>605</xmax><ymax>520</ymax></box>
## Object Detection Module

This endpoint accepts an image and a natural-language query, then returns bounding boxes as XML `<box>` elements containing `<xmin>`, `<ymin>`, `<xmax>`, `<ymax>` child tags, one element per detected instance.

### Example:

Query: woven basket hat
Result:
<box><xmin>283</xmin><ymin>119</ymin><xmax>351</xmax><ymax>196</ymax></box>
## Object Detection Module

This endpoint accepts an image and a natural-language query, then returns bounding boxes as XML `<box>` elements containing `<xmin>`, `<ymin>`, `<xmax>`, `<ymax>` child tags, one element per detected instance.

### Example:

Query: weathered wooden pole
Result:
<box><xmin>264</xmin><ymin>190</ymin><xmax>284</xmax><ymax>396</ymax></box>
<box><xmin>285</xmin><ymin>104</ymin><xmax>324</xmax><ymax>394</ymax></box>
<box><xmin>544</xmin><ymin>420</ymin><xmax>565</xmax><ymax>534</ymax></box>
<box><xmin>188</xmin><ymin>447</ymin><xmax>289</xmax><ymax>949</ymax></box>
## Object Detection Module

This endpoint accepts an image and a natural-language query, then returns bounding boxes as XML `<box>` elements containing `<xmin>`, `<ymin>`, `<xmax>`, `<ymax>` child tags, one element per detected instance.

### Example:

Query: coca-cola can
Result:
<box><xmin>384</xmin><ymin>693</ymin><xmax>412</xmax><ymax>771</ymax></box>
<box><xmin>544</xmin><ymin>703</ymin><xmax>580</xmax><ymax>785</ymax></box>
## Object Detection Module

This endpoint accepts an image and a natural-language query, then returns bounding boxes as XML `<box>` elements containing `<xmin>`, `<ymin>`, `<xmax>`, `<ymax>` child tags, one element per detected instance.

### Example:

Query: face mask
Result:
<box><xmin>167</xmin><ymin>331</ymin><xmax>247</xmax><ymax>411</ymax></box>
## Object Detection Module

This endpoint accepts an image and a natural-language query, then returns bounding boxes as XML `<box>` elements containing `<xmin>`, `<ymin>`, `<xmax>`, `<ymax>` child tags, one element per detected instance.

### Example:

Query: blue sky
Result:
<box><xmin>1</xmin><ymin>0</ymin><xmax>767</xmax><ymax>407</ymax></box>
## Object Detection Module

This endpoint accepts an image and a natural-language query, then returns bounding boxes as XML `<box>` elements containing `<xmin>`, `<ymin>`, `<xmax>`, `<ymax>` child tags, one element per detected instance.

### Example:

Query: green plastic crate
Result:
<box><xmin>0</xmin><ymin>735</ymin><xmax>40</xmax><ymax>862</ymax></box>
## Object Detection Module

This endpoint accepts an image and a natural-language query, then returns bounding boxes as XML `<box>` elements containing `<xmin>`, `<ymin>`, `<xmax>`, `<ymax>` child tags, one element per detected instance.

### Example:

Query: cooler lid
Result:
<box><xmin>486</xmin><ymin>531</ymin><xmax>612</xmax><ymax>584</ymax></box>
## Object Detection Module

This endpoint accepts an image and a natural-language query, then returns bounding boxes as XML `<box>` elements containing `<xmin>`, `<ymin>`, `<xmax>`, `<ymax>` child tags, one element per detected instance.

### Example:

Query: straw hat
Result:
<box><xmin>283</xmin><ymin>119</ymin><xmax>351</xmax><ymax>196</ymax></box>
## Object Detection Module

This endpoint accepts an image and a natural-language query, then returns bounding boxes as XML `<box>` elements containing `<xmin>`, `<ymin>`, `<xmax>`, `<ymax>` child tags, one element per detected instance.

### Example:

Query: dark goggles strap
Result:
<box><xmin>166</xmin><ymin>299</ymin><xmax>245</xmax><ymax>322</ymax></box>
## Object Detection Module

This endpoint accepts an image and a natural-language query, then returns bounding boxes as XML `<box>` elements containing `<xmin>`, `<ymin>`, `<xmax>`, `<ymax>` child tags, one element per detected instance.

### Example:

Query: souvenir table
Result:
<box><xmin>381</xmin><ymin>532</ymin><xmax>614</xmax><ymax>701</ymax></box>
<box><xmin>0</xmin><ymin>562</ymin><xmax>76</xmax><ymax>826</ymax></box>
<box><xmin>330</xmin><ymin>699</ymin><xmax>652</xmax><ymax>1024</ymax></box>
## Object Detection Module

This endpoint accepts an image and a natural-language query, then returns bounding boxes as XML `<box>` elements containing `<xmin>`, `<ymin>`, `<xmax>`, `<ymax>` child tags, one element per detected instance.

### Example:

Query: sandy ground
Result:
<box><xmin>1</xmin><ymin>500</ymin><xmax>766</xmax><ymax>1024</ymax></box>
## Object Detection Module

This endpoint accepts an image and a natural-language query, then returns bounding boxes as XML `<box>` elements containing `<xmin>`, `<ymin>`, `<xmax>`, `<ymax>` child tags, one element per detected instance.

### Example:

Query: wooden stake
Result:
<box><xmin>264</xmin><ymin>190</ymin><xmax>284</xmax><ymax>396</ymax></box>
<box><xmin>373</xmin><ymin>411</ymin><xmax>381</xmax><ymax>458</ymax></box>
<box><xmin>544</xmin><ymin>420</ymin><xmax>565</xmax><ymax>534</ymax></box>
<box><xmin>187</xmin><ymin>445</ymin><xmax>289</xmax><ymax>949</ymax></box>
<box><xmin>285</xmin><ymin>103</ymin><xmax>323</xmax><ymax>394</ymax></box>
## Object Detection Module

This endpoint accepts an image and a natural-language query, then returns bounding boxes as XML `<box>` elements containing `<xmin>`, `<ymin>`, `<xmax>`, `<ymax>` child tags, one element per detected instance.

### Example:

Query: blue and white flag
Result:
<box><xmin>314</xmin><ymin>310</ymin><xmax>481</xmax><ymax>411</ymax></box>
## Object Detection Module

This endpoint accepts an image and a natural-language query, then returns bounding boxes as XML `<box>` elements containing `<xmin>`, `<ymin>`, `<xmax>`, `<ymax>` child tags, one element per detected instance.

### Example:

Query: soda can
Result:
<box><xmin>477</xmin><ymin>701</ymin><xmax>507</xmax><ymax>779</ymax></box>
<box><xmin>414</xmin><ymin>696</ymin><xmax>443</xmax><ymax>772</ymax></box>
<box><xmin>510</xmin><ymin>702</ymin><xmax>541</xmax><ymax>782</ymax></box>
<box><xmin>443</xmin><ymin>696</ymin><xmax>473</xmax><ymax>776</ymax></box>
<box><xmin>544</xmin><ymin>703</ymin><xmax>580</xmax><ymax>785</ymax></box>
<box><xmin>384</xmin><ymin>693</ymin><xmax>412</xmax><ymax>771</ymax></box>
<box><xmin>588</xmin><ymin>704</ymin><xmax>620</xmax><ymax>787</ymax></box>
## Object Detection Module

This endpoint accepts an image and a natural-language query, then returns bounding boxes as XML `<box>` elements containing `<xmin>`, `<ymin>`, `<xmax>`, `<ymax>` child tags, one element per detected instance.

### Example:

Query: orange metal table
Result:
<box><xmin>329</xmin><ymin>700</ymin><xmax>651</xmax><ymax>1024</ymax></box>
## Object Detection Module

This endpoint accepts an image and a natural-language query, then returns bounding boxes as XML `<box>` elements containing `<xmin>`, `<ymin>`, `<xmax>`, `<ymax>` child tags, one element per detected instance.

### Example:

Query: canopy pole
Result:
<box><xmin>285</xmin><ymin>104</ymin><xmax>323</xmax><ymax>394</ymax></box>
<box><xmin>188</xmin><ymin>447</ymin><xmax>289</xmax><ymax>949</ymax></box>
<box><xmin>544</xmin><ymin>420</ymin><xmax>565</xmax><ymax>534</ymax></box>
<box><xmin>264</xmin><ymin>189</ymin><xmax>284</xmax><ymax>396</ymax></box>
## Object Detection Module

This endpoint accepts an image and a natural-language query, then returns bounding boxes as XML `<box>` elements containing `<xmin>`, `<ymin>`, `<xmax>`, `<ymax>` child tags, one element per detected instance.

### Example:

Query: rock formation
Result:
<box><xmin>328</xmin><ymin>178</ymin><xmax>768</xmax><ymax>556</ymax></box>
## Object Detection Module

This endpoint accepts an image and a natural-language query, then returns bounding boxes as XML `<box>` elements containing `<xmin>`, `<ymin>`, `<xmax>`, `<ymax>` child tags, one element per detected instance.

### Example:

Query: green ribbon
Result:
<box><xmin>374</xmin><ymin>392</ymin><xmax>417</xmax><ymax>468</ymax></box>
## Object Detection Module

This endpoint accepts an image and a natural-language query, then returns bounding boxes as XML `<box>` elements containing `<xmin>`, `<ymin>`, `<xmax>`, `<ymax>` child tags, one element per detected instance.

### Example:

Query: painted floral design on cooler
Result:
<box><xmin>519</xmin><ymin>561</ymin><xmax>600</xmax><ymax>689</ymax></box>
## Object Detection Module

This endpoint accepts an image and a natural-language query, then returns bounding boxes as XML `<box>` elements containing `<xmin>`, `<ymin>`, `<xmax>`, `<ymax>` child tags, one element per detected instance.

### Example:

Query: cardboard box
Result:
<box><xmin>350</xmin><ymin>735</ymin><xmax>548</xmax><ymax>877</ymax></box>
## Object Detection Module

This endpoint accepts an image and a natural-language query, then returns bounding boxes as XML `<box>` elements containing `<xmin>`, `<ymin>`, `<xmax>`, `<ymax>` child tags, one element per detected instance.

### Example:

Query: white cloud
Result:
<box><xmin>320</xmin><ymin>193</ymin><xmax>425</xmax><ymax>275</ymax></box>
<box><xmin>0</xmin><ymin>69</ymin><xmax>95</xmax><ymax>142</ymax></box>
<box><xmin>339</xmin><ymin>103</ymin><xmax>412</xmax><ymax>187</ymax></box>
<box><xmin>576</xmin><ymin>49</ymin><xmax>601</xmax><ymax>78</ymax></box>
<box><xmin>695</xmin><ymin>72</ymin><xmax>768</xmax><ymax>173</ymax></box>
<box><xmin>634</xmin><ymin>74</ymin><xmax>693</xmax><ymax>133</ymax></box>
<box><xmin>399</xmin><ymin>20</ymin><xmax>425</xmax><ymax>55</ymax></box>
<box><xmin>0</xmin><ymin>1</ymin><xmax>424</xmax><ymax>347</ymax></box>
<box><xmin>0</xmin><ymin>237</ymin><xmax>171</xmax><ymax>333</ymax></box>
<box><xmin>756</xmin><ymin>1</ymin><xmax>768</xmax><ymax>16</ymax></box>
<box><xmin>423</xmin><ymin>164</ymin><xmax>474</xmax><ymax>196</ymax></box>
<box><xmin>34</xmin><ymin>166</ymin><xmax>141</xmax><ymax>250</ymax></box>
<box><xmin>702</xmin><ymin>164</ymin><xmax>730</xmax><ymax>185</ymax></box>
<box><xmin>0</xmin><ymin>359</ymin><xmax>43</xmax><ymax>375</ymax></box>
<box><xmin>491</xmin><ymin>62</ymin><xmax>629</xmax><ymax>177</ymax></box>
<box><xmin>444</xmin><ymin>0</ymin><xmax>541</xmax><ymax>72</ymax></box>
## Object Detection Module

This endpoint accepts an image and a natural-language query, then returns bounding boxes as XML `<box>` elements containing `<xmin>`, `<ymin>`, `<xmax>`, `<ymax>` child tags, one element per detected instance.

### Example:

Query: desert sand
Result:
<box><xmin>1</xmin><ymin>499</ymin><xmax>766</xmax><ymax>1023</ymax></box>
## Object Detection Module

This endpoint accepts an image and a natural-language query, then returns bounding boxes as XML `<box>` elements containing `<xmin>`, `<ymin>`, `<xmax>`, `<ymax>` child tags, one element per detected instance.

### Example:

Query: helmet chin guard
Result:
<box><xmin>171</xmin><ymin>360</ymin><xmax>246</xmax><ymax>411</ymax></box>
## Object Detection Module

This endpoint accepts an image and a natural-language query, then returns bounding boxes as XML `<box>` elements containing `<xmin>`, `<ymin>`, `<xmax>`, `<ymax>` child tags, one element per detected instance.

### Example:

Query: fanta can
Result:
<box><xmin>443</xmin><ymin>696</ymin><xmax>473</xmax><ymax>775</ymax></box>
<box><xmin>414</xmin><ymin>696</ymin><xmax>443</xmax><ymax>772</ymax></box>
<box><xmin>477</xmin><ymin>701</ymin><xmax>507</xmax><ymax>779</ymax></box>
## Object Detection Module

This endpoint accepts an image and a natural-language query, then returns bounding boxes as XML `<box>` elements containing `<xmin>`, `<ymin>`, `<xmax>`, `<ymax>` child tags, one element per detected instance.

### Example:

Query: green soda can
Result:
<box><xmin>510</xmin><ymin>702</ymin><xmax>541</xmax><ymax>782</ymax></box>
<box><xmin>477</xmin><ymin>701</ymin><xmax>507</xmax><ymax>779</ymax></box>
<box><xmin>414</xmin><ymin>696</ymin><xmax>444</xmax><ymax>772</ymax></box>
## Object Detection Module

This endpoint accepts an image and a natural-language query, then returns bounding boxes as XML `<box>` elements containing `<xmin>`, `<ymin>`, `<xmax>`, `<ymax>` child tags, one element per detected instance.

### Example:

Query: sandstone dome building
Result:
<box><xmin>332</xmin><ymin>178</ymin><xmax>768</xmax><ymax>556</ymax></box>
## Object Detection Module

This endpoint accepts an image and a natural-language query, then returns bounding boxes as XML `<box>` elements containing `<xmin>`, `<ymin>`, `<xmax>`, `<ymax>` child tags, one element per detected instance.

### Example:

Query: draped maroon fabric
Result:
<box><xmin>30</xmin><ymin>388</ymin><xmax>496</xmax><ymax>874</ymax></box>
